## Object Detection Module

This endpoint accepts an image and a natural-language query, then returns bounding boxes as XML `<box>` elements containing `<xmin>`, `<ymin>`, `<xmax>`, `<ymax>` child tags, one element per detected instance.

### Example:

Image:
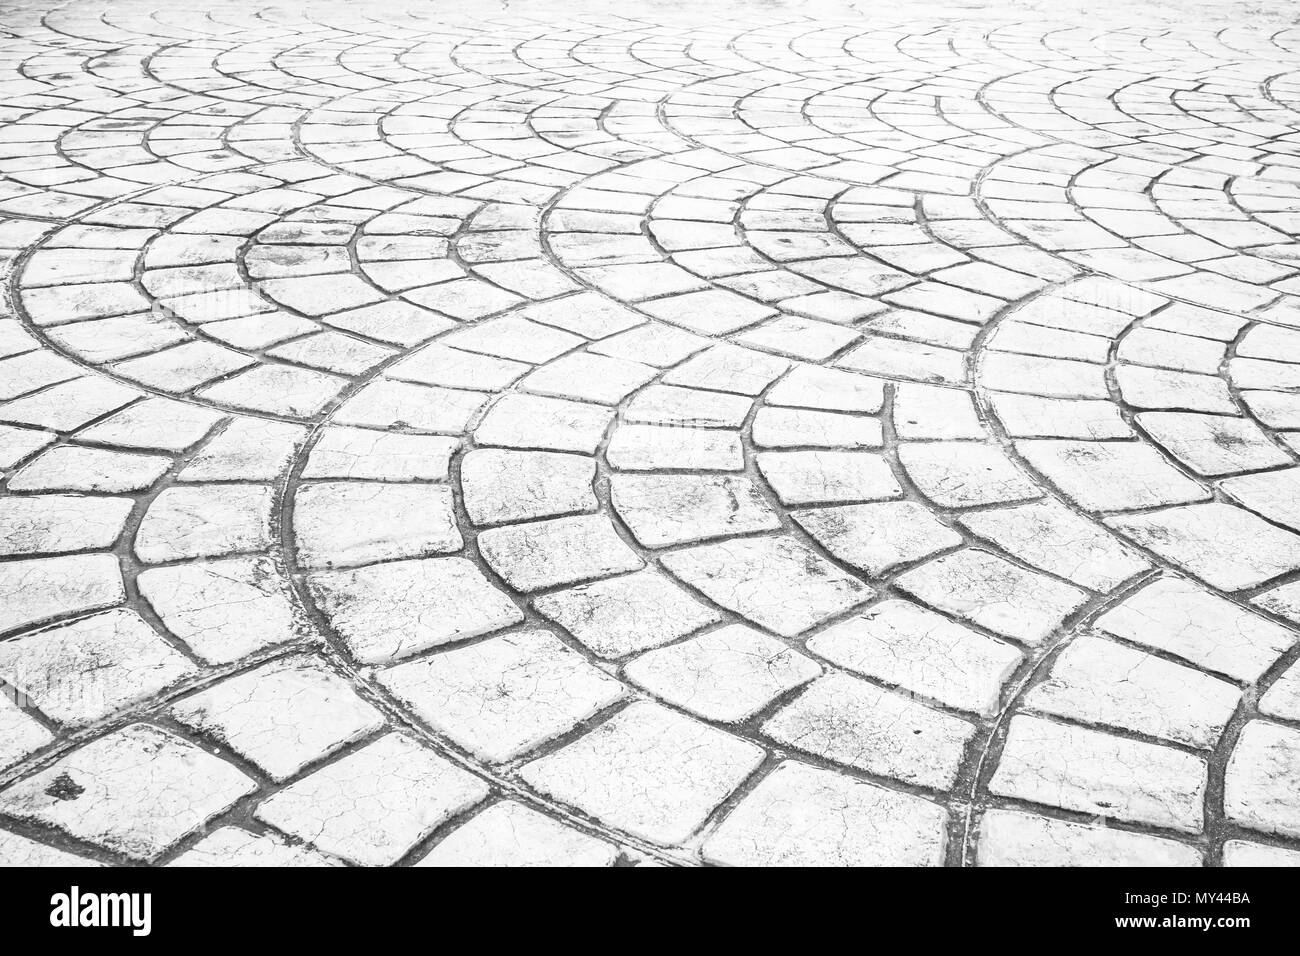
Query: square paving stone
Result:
<box><xmin>138</xmin><ymin>557</ymin><xmax>305</xmax><ymax>664</ymax></box>
<box><xmin>757</xmin><ymin>450</ymin><xmax>902</xmax><ymax>505</ymax></box>
<box><xmin>976</xmin><ymin>809</ymin><xmax>1201</xmax><ymax>867</ymax></box>
<box><xmin>0</xmin><ymin>696</ymin><xmax>54</xmax><ymax>772</ymax></box>
<box><xmin>474</xmin><ymin>393</ymin><xmax>614</xmax><ymax>454</ymax></box>
<box><xmin>753</xmin><ymin>406</ymin><xmax>883</xmax><ymax>449</ymax></box>
<box><xmin>762</xmin><ymin>672</ymin><xmax>977</xmax><ymax>790</ymax></box>
<box><xmin>662</xmin><ymin>534</ymin><xmax>871</xmax><ymax>636</ymax></box>
<box><xmin>0</xmin><ymin>495</ymin><xmax>134</xmax><ymax>556</ymax></box>
<box><xmin>134</xmin><ymin>484</ymin><xmax>275</xmax><ymax>563</ymax></box>
<box><xmin>1260</xmin><ymin>661</ymin><xmax>1300</xmax><ymax>723</ymax></box>
<box><xmin>171</xmin><ymin>655</ymin><xmax>385</xmax><ymax>781</ymax></box>
<box><xmin>255</xmin><ymin>733</ymin><xmax>489</xmax><ymax>866</ymax></box>
<box><xmin>461</xmin><ymin>449</ymin><xmax>596</xmax><ymax>526</ymax></box>
<box><xmin>661</xmin><ymin>343</ymin><xmax>790</xmax><ymax>395</ymax></box>
<box><xmin>293</xmin><ymin>481</ymin><xmax>462</xmax><ymax>569</ymax></box>
<box><xmin>477</xmin><ymin>514</ymin><xmax>643</xmax><ymax>591</ymax></box>
<box><xmin>8</xmin><ymin>446</ymin><xmax>171</xmax><ymax>494</ymax></box>
<box><xmin>333</xmin><ymin>380</ymin><xmax>488</xmax><ymax>434</ymax></box>
<box><xmin>0</xmin><ymin>609</ymin><xmax>196</xmax><ymax>727</ymax></box>
<box><xmin>0</xmin><ymin>553</ymin><xmax>124</xmax><ymax>637</ymax></box>
<box><xmin>1106</xmin><ymin>503</ymin><xmax>1300</xmax><ymax>591</ymax></box>
<box><xmin>519</xmin><ymin>702</ymin><xmax>764</xmax><ymax>845</ymax></box>
<box><xmin>703</xmin><ymin>761</ymin><xmax>948</xmax><ymax>866</ymax></box>
<box><xmin>302</xmin><ymin>428</ymin><xmax>458</xmax><ymax>481</ymax></box>
<box><xmin>1136</xmin><ymin>412</ymin><xmax>1291</xmax><ymax>477</ymax></box>
<box><xmin>0</xmin><ymin>829</ymin><xmax>100</xmax><ymax>867</ymax></box>
<box><xmin>896</xmin><ymin>549</ymin><xmax>1088</xmax><ymax>645</ymax></box>
<box><xmin>611</xmin><ymin>473</ymin><xmax>780</xmax><ymax>547</ymax></box>
<box><xmin>606</xmin><ymin>424</ymin><xmax>744</xmax><ymax>472</ymax></box>
<box><xmin>1220</xmin><ymin>466</ymin><xmax>1300</xmax><ymax>533</ymax></box>
<box><xmin>899</xmin><ymin>441</ymin><xmax>1044</xmax><ymax>508</ymax></box>
<box><xmin>380</xmin><ymin>629</ymin><xmax>625</xmax><ymax>763</ymax></box>
<box><xmin>956</xmin><ymin>499</ymin><xmax>1149</xmax><ymax>592</ymax></box>
<box><xmin>989</xmin><ymin>715</ymin><xmax>1207</xmax><ymax>833</ymax></box>
<box><xmin>624</xmin><ymin>384</ymin><xmax>753</xmax><ymax>428</ymax></box>
<box><xmin>532</xmin><ymin>568</ymin><xmax>721</xmax><ymax>659</ymax></box>
<box><xmin>308</xmin><ymin>557</ymin><xmax>524</xmax><ymax>664</ymax></box>
<box><xmin>520</xmin><ymin>352</ymin><xmax>657</xmax><ymax>404</ymax></box>
<box><xmin>1221</xmin><ymin>841</ymin><xmax>1300</xmax><ymax>867</ymax></box>
<box><xmin>416</xmin><ymin>801</ymin><xmax>617</xmax><ymax>867</ymax></box>
<box><xmin>169</xmin><ymin>828</ymin><xmax>341</xmax><ymax>867</ymax></box>
<box><xmin>625</xmin><ymin>624</ymin><xmax>821</xmax><ymax>723</ymax></box>
<box><xmin>794</xmin><ymin>501</ymin><xmax>962</xmax><ymax>576</ymax></box>
<box><xmin>808</xmin><ymin>600</ymin><xmax>1022</xmax><ymax>717</ymax></box>
<box><xmin>0</xmin><ymin>724</ymin><xmax>256</xmax><ymax>862</ymax></box>
<box><xmin>1094</xmin><ymin>575</ymin><xmax>1295</xmax><ymax>682</ymax></box>
<box><xmin>181</xmin><ymin>418</ymin><xmax>307</xmax><ymax>483</ymax></box>
<box><xmin>1025</xmin><ymin>635</ymin><xmax>1240</xmax><ymax>749</ymax></box>
<box><xmin>1224</xmin><ymin>721</ymin><xmax>1300</xmax><ymax>840</ymax></box>
<box><xmin>765</xmin><ymin>364</ymin><xmax>885</xmax><ymax>413</ymax></box>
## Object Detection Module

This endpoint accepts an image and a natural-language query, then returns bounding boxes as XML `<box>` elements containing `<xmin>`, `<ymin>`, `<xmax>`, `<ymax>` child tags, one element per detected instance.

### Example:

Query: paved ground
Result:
<box><xmin>0</xmin><ymin>0</ymin><xmax>1299</xmax><ymax>868</ymax></box>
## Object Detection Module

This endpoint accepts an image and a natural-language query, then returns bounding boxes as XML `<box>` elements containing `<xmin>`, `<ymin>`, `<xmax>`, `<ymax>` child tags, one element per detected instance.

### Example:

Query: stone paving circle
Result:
<box><xmin>0</xmin><ymin>0</ymin><xmax>1299</xmax><ymax>868</ymax></box>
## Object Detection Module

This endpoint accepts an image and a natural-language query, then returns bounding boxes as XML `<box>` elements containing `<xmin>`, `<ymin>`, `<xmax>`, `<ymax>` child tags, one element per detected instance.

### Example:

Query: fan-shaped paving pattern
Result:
<box><xmin>1</xmin><ymin>0</ymin><xmax>1300</xmax><ymax>868</ymax></box>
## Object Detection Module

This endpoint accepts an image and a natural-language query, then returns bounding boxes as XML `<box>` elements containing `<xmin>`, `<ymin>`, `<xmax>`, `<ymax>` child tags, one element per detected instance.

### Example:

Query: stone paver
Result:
<box><xmin>625</xmin><ymin>625</ymin><xmax>821</xmax><ymax>723</ymax></box>
<box><xmin>703</xmin><ymin>762</ymin><xmax>948</xmax><ymax>866</ymax></box>
<box><xmin>990</xmin><ymin>716</ymin><xmax>1207</xmax><ymax>833</ymax></box>
<box><xmin>379</xmin><ymin>630</ymin><xmax>626</xmax><ymax>763</ymax></box>
<box><xmin>764</xmin><ymin>673</ymin><xmax>977</xmax><ymax>791</ymax></box>
<box><xmin>416</xmin><ymin>801</ymin><xmax>618</xmax><ymax>867</ymax></box>
<box><xmin>520</xmin><ymin>702</ymin><xmax>764</xmax><ymax>845</ymax></box>
<box><xmin>1</xmin><ymin>0</ymin><xmax>1298</xmax><ymax>868</ymax></box>
<box><xmin>976</xmin><ymin>809</ymin><xmax>1201</xmax><ymax>867</ymax></box>
<box><xmin>0</xmin><ymin>725</ymin><xmax>255</xmax><ymax>862</ymax></box>
<box><xmin>170</xmin><ymin>656</ymin><xmax>385</xmax><ymax>781</ymax></box>
<box><xmin>254</xmin><ymin>734</ymin><xmax>489</xmax><ymax>866</ymax></box>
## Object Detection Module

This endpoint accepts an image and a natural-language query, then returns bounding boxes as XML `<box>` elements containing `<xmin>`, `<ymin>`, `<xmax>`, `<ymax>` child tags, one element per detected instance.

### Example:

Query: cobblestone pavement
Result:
<box><xmin>1</xmin><ymin>0</ymin><xmax>1299</xmax><ymax>868</ymax></box>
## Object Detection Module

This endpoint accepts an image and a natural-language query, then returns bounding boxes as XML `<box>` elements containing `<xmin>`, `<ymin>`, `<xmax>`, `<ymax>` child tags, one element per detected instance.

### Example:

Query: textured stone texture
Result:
<box><xmin>1</xmin><ymin>0</ymin><xmax>1298</xmax><ymax>868</ymax></box>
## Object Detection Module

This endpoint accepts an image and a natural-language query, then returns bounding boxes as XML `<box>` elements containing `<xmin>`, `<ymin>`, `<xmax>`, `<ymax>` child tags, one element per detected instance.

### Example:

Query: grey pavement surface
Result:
<box><xmin>0</xmin><ymin>0</ymin><xmax>1299</xmax><ymax>867</ymax></box>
